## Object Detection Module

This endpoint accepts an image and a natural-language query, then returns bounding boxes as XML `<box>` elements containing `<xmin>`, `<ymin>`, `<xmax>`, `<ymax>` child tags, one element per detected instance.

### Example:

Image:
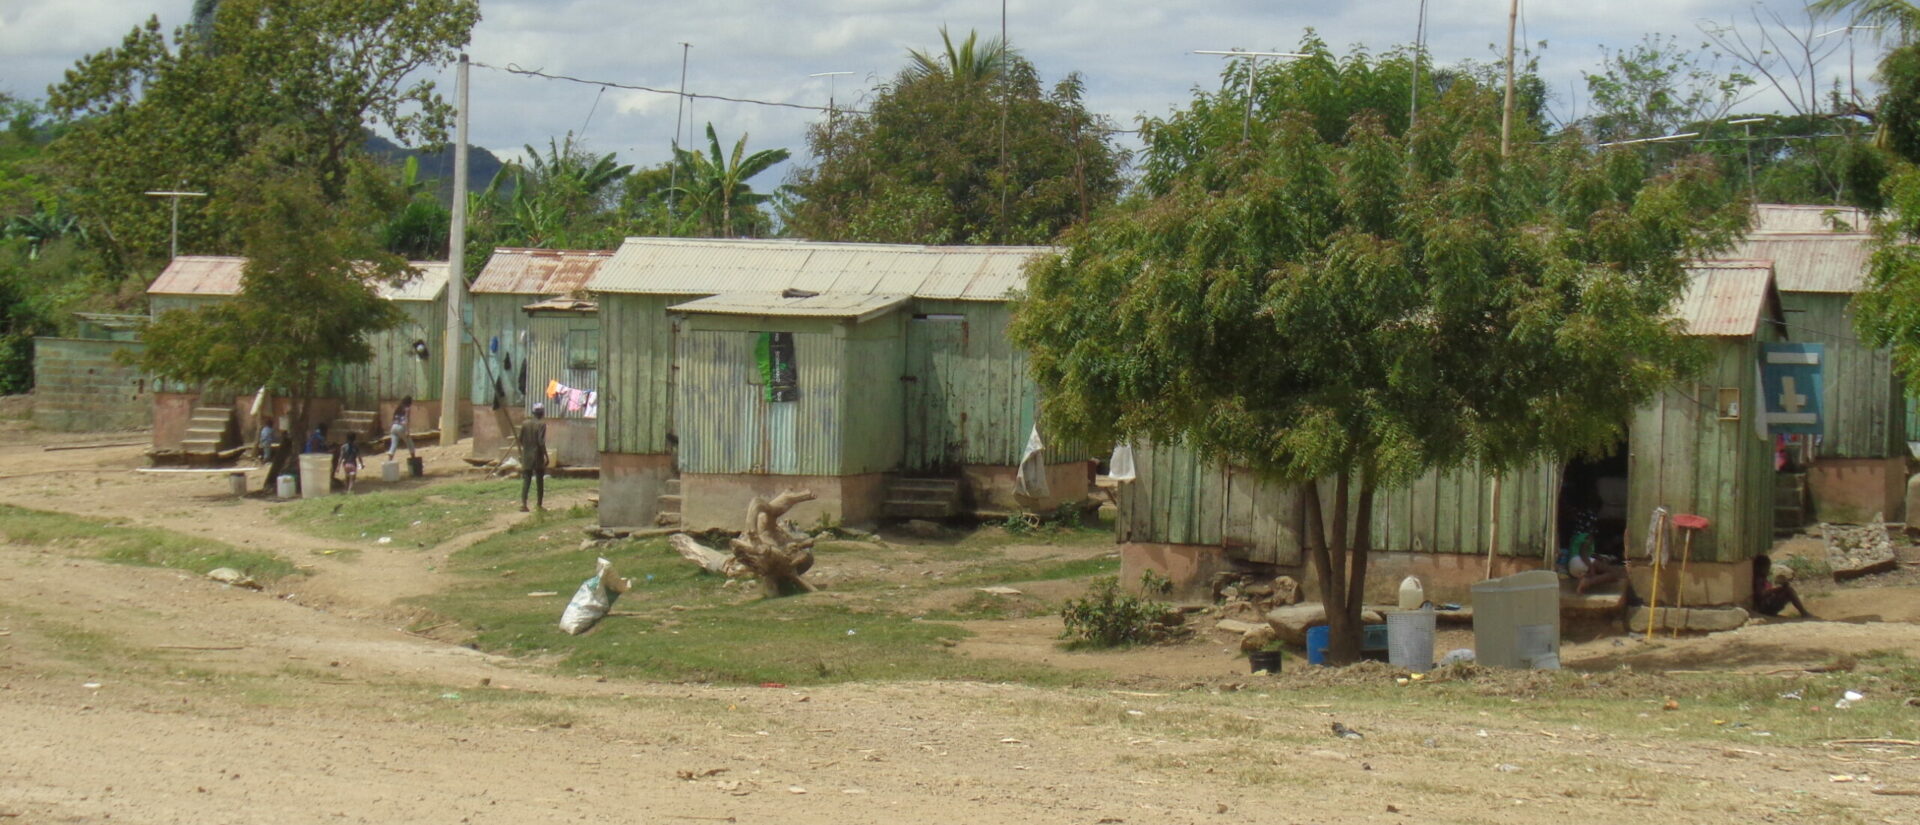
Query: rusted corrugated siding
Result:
<box><xmin>147</xmin><ymin>256</ymin><xmax>246</xmax><ymax>296</ymax></box>
<box><xmin>470</xmin><ymin>248</ymin><xmax>611</xmax><ymax>295</ymax></box>
<box><xmin>676</xmin><ymin>329</ymin><xmax>844</xmax><ymax>475</ymax></box>
<box><xmin>1677</xmin><ymin>262</ymin><xmax>1773</xmax><ymax>336</ymax></box>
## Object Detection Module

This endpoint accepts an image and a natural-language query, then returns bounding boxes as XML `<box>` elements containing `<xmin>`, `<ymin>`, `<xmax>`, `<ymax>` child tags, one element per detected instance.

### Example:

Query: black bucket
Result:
<box><xmin>407</xmin><ymin>456</ymin><xmax>424</xmax><ymax>478</ymax></box>
<box><xmin>1248</xmin><ymin>650</ymin><xmax>1283</xmax><ymax>674</ymax></box>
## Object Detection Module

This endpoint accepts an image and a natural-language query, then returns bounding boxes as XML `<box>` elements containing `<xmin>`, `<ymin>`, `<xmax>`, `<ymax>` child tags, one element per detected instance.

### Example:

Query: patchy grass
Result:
<box><xmin>0</xmin><ymin>503</ymin><xmax>298</xmax><ymax>581</ymax></box>
<box><xmin>272</xmin><ymin>478</ymin><xmax>593</xmax><ymax>548</ymax></box>
<box><xmin>420</xmin><ymin>514</ymin><xmax>1090</xmax><ymax>687</ymax></box>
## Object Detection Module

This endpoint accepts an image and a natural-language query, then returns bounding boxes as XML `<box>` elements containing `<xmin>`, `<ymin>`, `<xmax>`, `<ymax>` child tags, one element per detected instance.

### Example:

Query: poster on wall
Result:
<box><xmin>1760</xmin><ymin>342</ymin><xmax>1823</xmax><ymax>435</ymax></box>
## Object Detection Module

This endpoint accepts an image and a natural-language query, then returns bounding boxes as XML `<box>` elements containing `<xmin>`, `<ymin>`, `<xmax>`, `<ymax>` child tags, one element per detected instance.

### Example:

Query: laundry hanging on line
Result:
<box><xmin>545</xmin><ymin>379</ymin><xmax>598</xmax><ymax>419</ymax></box>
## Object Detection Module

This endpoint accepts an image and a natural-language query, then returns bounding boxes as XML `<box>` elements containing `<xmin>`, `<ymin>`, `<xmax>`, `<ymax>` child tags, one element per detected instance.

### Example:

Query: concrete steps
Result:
<box><xmin>180</xmin><ymin>406</ymin><xmax>236</xmax><ymax>456</ymax></box>
<box><xmin>655</xmin><ymin>477</ymin><xmax>682</xmax><ymax>527</ymax></box>
<box><xmin>884</xmin><ymin>477</ymin><xmax>961</xmax><ymax>520</ymax></box>
<box><xmin>334</xmin><ymin>410</ymin><xmax>380</xmax><ymax>448</ymax></box>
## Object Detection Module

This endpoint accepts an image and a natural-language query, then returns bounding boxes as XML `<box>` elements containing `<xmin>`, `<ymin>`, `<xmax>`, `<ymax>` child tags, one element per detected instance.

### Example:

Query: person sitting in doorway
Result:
<box><xmin>1752</xmin><ymin>554</ymin><xmax>1816</xmax><ymax>618</ymax></box>
<box><xmin>1565</xmin><ymin>507</ymin><xmax>1627</xmax><ymax>594</ymax></box>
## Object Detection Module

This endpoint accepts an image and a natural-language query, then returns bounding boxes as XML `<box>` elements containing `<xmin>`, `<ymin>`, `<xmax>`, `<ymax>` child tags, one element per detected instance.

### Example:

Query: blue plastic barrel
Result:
<box><xmin>1306</xmin><ymin>625</ymin><xmax>1330</xmax><ymax>665</ymax></box>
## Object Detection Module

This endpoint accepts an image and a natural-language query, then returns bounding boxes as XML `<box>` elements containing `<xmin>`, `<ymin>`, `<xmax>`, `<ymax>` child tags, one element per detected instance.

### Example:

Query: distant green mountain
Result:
<box><xmin>365</xmin><ymin>134</ymin><xmax>506</xmax><ymax>203</ymax></box>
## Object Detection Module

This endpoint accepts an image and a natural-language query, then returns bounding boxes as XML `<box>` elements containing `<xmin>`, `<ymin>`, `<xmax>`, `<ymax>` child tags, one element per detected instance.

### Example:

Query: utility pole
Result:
<box><xmin>668</xmin><ymin>43</ymin><xmax>690</xmax><ymax>226</ymax></box>
<box><xmin>144</xmin><ymin>190</ymin><xmax>206</xmax><ymax>260</ymax></box>
<box><xmin>1194</xmin><ymin>50</ymin><xmax>1309</xmax><ymax>142</ymax></box>
<box><xmin>439</xmin><ymin>53</ymin><xmax>470</xmax><ymax>444</ymax></box>
<box><xmin>1410</xmin><ymin>0</ymin><xmax>1429</xmax><ymax>128</ymax></box>
<box><xmin>1500</xmin><ymin>0</ymin><xmax>1519</xmax><ymax>156</ymax></box>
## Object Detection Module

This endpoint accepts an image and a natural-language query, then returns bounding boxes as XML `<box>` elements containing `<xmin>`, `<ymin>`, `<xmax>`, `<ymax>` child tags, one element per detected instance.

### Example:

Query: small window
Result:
<box><xmin>755</xmin><ymin>331</ymin><xmax>798</xmax><ymax>402</ymax></box>
<box><xmin>567</xmin><ymin>329</ymin><xmax>599</xmax><ymax>370</ymax></box>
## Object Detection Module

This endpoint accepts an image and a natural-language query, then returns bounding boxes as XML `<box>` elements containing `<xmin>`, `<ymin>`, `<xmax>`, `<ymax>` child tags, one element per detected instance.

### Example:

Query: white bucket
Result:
<box><xmin>381</xmin><ymin>460</ymin><xmax>400</xmax><ymax>482</ymax></box>
<box><xmin>228</xmin><ymin>472</ymin><xmax>248</xmax><ymax>498</ymax></box>
<box><xmin>298</xmin><ymin>453</ymin><xmax>331</xmax><ymax>499</ymax></box>
<box><xmin>1386</xmin><ymin>608</ymin><xmax>1437</xmax><ymax>673</ymax></box>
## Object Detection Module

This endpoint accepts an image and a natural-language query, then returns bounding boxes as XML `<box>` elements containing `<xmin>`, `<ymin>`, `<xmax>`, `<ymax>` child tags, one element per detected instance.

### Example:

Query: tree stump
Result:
<box><xmin>668</xmin><ymin>533</ymin><xmax>743</xmax><ymax>577</ymax></box>
<box><xmin>732</xmin><ymin>489</ymin><xmax>819</xmax><ymax>597</ymax></box>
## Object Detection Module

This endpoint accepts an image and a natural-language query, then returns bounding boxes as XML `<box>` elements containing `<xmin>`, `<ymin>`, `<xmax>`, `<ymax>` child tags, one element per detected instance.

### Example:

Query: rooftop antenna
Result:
<box><xmin>1193</xmin><ymin>49</ymin><xmax>1310</xmax><ymax>141</ymax></box>
<box><xmin>668</xmin><ymin>42</ymin><xmax>690</xmax><ymax>227</ymax></box>
<box><xmin>144</xmin><ymin>190</ymin><xmax>206</xmax><ymax>260</ymax></box>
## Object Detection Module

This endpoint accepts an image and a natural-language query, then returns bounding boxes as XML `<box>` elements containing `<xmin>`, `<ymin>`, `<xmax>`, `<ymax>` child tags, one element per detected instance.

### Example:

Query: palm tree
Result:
<box><xmin>904</xmin><ymin>26</ymin><xmax>1009</xmax><ymax>84</ymax></box>
<box><xmin>668</xmin><ymin>124</ymin><xmax>791</xmax><ymax>237</ymax></box>
<box><xmin>1811</xmin><ymin>0</ymin><xmax>1920</xmax><ymax>44</ymax></box>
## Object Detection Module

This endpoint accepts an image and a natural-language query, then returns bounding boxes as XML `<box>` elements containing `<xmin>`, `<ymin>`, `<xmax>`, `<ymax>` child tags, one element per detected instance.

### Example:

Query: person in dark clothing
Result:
<box><xmin>518</xmin><ymin>404</ymin><xmax>549</xmax><ymax>512</ymax></box>
<box><xmin>304</xmin><ymin>424</ymin><xmax>328</xmax><ymax>454</ymax></box>
<box><xmin>1752</xmin><ymin>554</ymin><xmax>1815</xmax><ymax>618</ymax></box>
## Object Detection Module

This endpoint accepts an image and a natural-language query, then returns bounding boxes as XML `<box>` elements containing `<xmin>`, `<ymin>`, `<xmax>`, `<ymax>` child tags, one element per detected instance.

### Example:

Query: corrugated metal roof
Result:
<box><xmin>147</xmin><ymin>255</ymin><xmax>247</xmax><ymax>296</ymax></box>
<box><xmin>1676</xmin><ymin>261</ymin><xmax>1775</xmax><ymax>337</ymax></box>
<box><xmin>591</xmin><ymin>238</ymin><xmax>1054</xmax><ymax>300</ymax></box>
<box><xmin>669</xmin><ymin>292</ymin><xmax>911</xmax><ymax>323</ymax></box>
<box><xmin>1725</xmin><ymin>233</ymin><xmax>1871</xmax><ymax>293</ymax></box>
<box><xmin>145</xmin><ymin>256</ymin><xmax>446</xmax><ymax>301</ymax></box>
<box><xmin>471</xmin><ymin>248</ymin><xmax>613</xmax><ymax>295</ymax></box>
<box><xmin>1752</xmin><ymin>203</ymin><xmax>1870</xmax><ymax>233</ymax></box>
<box><xmin>522</xmin><ymin>297</ymin><xmax>598</xmax><ymax>313</ymax></box>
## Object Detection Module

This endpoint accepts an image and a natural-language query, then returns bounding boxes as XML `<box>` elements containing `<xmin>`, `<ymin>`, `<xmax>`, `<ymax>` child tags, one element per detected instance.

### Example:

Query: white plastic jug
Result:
<box><xmin>276</xmin><ymin>474</ymin><xmax>297</xmax><ymax>499</ymax></box>
<box><xmin>1397</xmin><ymin>575</ymin><xmax>1426</xmax><ymax>610</ymax></box>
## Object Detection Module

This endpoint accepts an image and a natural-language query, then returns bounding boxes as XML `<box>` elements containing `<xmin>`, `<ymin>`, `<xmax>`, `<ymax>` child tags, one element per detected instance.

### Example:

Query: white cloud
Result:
<box><xmin>1</xmin><ymin>1</ymin><xmax>1879</xmax><ymax>184</ymax></box>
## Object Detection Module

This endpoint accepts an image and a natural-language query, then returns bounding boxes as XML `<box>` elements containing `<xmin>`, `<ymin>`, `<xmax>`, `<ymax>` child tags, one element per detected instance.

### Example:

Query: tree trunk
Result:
<box><xmin>1302</xmin><ymin>470</ymin><xmax>1378</xmax><ymax>666</ymax></box>
<box><xmin>730</xmin><ymin>488</ymin><xmax>819</xmax><ymax>597</ymax></box>
<box><xmin>669</xmin><ymin>533</ymin><xmax>742</xmax><ymax>577</ymax></box>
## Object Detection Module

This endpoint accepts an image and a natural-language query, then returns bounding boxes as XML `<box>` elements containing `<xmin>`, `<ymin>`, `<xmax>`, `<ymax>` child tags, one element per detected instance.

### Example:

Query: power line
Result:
<box><xmin>473</xmin><ymin>61</ymin><xmax>865</xmax><ymax>114</ymax></box>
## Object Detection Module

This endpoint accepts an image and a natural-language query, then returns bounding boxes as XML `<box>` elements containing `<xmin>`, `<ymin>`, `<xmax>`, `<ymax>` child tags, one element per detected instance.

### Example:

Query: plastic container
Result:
<box><xmin>381</xmin><ymin>460</ymin><xmax>400</xmax><ymax>482</ymax></box>
<box><xmin>407</xmin><ymin>456</ymin><xmax>424</xmax><ymax>478</ymax></box>
<box><xmin>1398</xmin><ymin>576</ymin><xmax>1426</xmax><ymax>610</ymax></box>
<box><xmin>1471</xmin><ymin>569</ymin><xmax>1561</xmax><ymax>669</ymax></box>
<box><xmin>276</xmin><ymin>474</ymin><xmax>297</xmax><ymax>499</ymax></box>
<box><xmin>1387</xmin><ymin>608</ymin><xmax>1437</xmax><ymax>673</ymax></box>
<box><xmin>1306</xmin><ymin>625</ymin><xmax>1330</xmax><ymax>665</ymax></box>
<box><xmin>1248</xmin><ymin>650</ymin><xmax>1282</xmax><ymax>674</ymax></box>
<box><xmin>228</xmin><ymin>471</ymin><xmax>248</xmax><ymax>497</ymax></box>
<box><xmin>298</xmin><ymin>453</ymin><xmax>331</xmax><ymax>499</ymax></box>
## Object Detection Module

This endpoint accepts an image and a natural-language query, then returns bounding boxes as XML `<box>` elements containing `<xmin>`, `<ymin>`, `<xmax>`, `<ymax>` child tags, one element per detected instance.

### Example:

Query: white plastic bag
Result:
<box><xmin>1107</xmin><ymin>443</ymin><xmax>1137</xmax><ymax>482</ymax></box>
<box><xmin>1014</xmin><ymin>426</ymin><xmax>1050</xmax><ymax>498</ymax></box>
<box><xmin>559</xmin><ymin>557</ymin><xmax>630</xmax><ymax>635</ymax></box>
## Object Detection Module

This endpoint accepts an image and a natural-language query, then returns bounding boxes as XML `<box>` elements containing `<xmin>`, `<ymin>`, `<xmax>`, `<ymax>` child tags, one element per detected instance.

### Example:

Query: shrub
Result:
<box><xmin>1060</xmin><ymin>575</ymin><xmax>1171</xmax><ymax>649</ymax></box>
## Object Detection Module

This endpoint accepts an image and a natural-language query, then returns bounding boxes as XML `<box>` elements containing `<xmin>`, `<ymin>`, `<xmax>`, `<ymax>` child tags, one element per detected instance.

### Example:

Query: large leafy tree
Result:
<box><xmin>133</xmin><ymin>140</ymin><xmax>409</xmax><ymax>479</ymax></box>
<box><xmin>1580</xmin><ymin>34</ymin><xmax>1754</xmax><ymax>142</ymax></box>
<box><xmin>45</xmin><ymin>0</ymin><xmax>479</xmax><ymax>275</ymax></box>
<box><xmin>668</xmin><ymin>123</ymin><xmax>790</xmax><ymax>238</ymax></box>
<box><xmin>1011</xmin><ymin>46</ymin><xmax>1744</xmax><ymax>664</ymax></box>
<box><xmin>784</xmin><ymin>29</ymin><xmax>1125</xmax><ymax>245</ymax></box>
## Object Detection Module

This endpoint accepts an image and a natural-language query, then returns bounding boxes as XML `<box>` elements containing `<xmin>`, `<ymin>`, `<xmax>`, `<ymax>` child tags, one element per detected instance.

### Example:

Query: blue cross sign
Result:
<box><xmin>1761</xmin><ymin>343</ymin><xmax>1823</xmax><ymax>435</ymax></box>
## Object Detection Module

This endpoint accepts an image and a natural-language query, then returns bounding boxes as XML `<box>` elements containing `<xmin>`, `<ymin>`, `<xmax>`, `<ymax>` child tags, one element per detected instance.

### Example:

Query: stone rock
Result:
<box><xmin>1217</xmin><ymin>599</ymin><xmax>1265</xmax><ymax>623</ymax></box>
<box><xmin>1628</xmin><ymin>605</ymin><xmax>1749</xmax><ymax>633</ymax></box>
<box><xmin>1266</xmin><ymin>603</ymin><xmax>1327</xmax><ymax>645</ymax></box>
<box><xmin>1241</xmin><ymin>581</ymin><xmax>1275</xmax><ymax>599</ymax></box>
<box><xmin>1214</xmin><ymin>618</ymin><xmax>1264</xmax><ymax>635</ymax></box>
<box><xmin>1271</xmin><ymin>576</ymin><xmax>1302</xmax><ymax>606</ymax></box>
<box><xmin>1239</xmin><ymin>625</ymin><xmax>1278</xmax><ymax>653</ymax></box>
<box><xmin>976</xmin><ymin>586</ymin><xmax>1023</xmax><ymax>596</ymax></box>
<box><xmin>901</xmin><ymin>519</ymin><xmax>945</xmax><ymax>539</ymax></box>
<box><xmin>205</xmin><ymin>567</ymin><xmax>260</xmax><ymax>590</ymax></box>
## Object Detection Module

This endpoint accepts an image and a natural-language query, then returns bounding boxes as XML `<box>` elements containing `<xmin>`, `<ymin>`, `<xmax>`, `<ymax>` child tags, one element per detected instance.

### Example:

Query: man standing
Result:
<box><xmin>518</xmin><ymin>404</ymin><xmax>548</xmax><ymax>512</ymax></box>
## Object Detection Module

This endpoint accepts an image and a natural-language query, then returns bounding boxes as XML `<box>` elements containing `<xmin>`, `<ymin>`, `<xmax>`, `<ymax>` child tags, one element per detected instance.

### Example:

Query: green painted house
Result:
<box><xmin>466</xmin><ymin>248</ymin><xmax>611</xmax><ymax>464</ymax></box>
<box><xmin>587</xmin><ymin>238</ymin><xmax>1090</xmax><ymax>530</ymax></box>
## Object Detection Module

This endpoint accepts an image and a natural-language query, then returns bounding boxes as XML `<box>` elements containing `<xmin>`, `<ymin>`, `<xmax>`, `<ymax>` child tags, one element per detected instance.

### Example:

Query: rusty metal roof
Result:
<box><xmin>146</xmin><ymin>255</ymin><xmax>446</xmax><ymax>301</ymax></box>
<box><xmin>1676</xmin><ymin>261</ymin><xmax>1776</xmax><ymax>337</ymax></box>
<box><xmin>147</xmin><ymin>255</ymin><xmax>248</xmax><ymax>296</ymax></box>
<box><xmin>1751</xmin><ymin>203</ymin><xmax>1871</xmax><ymax>233</ymax></box>
<box><xmin>471</xmin><ymin>247</ymin><xmax>613</xmax><ymax>296</ymax></box>
<box><xmin>522</xmin><ymin>297</ymin><xmax>598</xmax><ymax>314</ymax></box>
<box><xmin>669</xmin><ymin>292</ymin><xmax>912</xmax><ymax>323</ymax></box>
<box><xmin>591</xmin><ymin>238</ymin><xmax>1055</xmax><ymax>301</ymax></box>
<box><xmin>1725</xmin><ymin>233</ymin><xmax>1871</xmax><ymax>294</ymax></box>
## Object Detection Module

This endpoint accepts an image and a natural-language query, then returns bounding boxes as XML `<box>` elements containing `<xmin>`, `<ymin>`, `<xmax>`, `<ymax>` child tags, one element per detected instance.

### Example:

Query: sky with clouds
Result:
<box><xmin>0</xmin><ymin>1</ymin><xmax>1890</xmax><ymax>182</ymax></box>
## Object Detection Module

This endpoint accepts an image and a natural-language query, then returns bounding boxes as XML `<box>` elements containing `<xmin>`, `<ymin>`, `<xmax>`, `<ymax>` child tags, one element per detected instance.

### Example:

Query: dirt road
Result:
<box><xmin>4</xmin><ymin>430</ymin><xmax>1918</xmax><ymax>824</ymax></box>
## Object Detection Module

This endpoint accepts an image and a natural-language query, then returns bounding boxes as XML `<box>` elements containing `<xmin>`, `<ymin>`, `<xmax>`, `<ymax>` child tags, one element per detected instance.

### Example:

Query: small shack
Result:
<box><xmin>1118</xmin><ymin>262</ymin><xmax>1784</xmax><ymax>607</ymax></box>
<box><xmin>587</xmin><ymin>238</ymin><xmax>1090</xmax><ymax>530</ymax></box>
<box><xmin>30</xmin><ymin>313</ymin><xmax>150</xmax><ymax>432</ymax></box>
<box><xmin>144</xmin><ymin>255</ymin><xmax>457</xmax><ymax>453</ymax></box>
<box><xmin>466</xmin><ymin>248</ymin><xmax>611</xmax><ymax>461</ymax></box>
<box><xmin>1729</xmin><ymin>204</ymin><xmax>1903</xmax><ymax>524</ymax></box>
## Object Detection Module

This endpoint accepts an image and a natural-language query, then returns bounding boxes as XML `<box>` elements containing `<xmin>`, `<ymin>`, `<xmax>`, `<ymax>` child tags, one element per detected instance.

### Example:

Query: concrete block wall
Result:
<box><xmin>31</xmin><ymin>338</ymin><xmax>150</xmax><ymax>432</ymax></box>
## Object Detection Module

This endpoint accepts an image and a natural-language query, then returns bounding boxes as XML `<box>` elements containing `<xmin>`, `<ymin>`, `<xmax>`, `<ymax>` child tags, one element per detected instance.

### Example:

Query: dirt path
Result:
<box><xmin>5</xmin><ymin>429</ymin><xmax>1920</xmax><ymax>823</ymax></box>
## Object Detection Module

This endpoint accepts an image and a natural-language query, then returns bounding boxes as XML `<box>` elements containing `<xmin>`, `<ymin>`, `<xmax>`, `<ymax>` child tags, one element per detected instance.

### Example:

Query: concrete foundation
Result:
<box><xmin>151</xmin><ymin>392</ymin><xmax>198</xmax><ymax>451</ymax></box>
<box><xmin>962</xmin><ymin>461</ymin><xmax>1094</xmax><ymax>512</ymax></box>
<box><xmin>468</xmin><ymin>403</ymin><xmax>517</xmax><ymax>459</ymax></box>
<box><xmin>1807</xmin><ymin>457</ymin><xmax>1906</xmax><ymax>524</ymax></box>
<box><xmin>599</xmin><ymin>452</ymin><xmax>674</xmax><ymax>529</ymax></box>
<box><xmin>681</xmin><ymin>472</ymin><xmax>887</xmax><ymax>532</ymax></box>
<box><xmin>1625</xmin><ymin>557</ymin><xmax>1753</xmax><ymax>609</ymax></box>
<box><xmin>1120</xmin><ymin>541</ymin><xmax>1547</xmax><ymax>605</ymax></box>
<box><xmin>544</xmin><ymin>418</ymin><xmax>597</xmax><ymax>467</ymax></box>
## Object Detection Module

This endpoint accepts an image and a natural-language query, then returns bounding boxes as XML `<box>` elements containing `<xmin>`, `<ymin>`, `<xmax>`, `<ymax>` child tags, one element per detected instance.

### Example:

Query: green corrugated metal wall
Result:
<box><xmin>470</xmin><ymin>294</ymin><xmax>536</xmax><ymax>408</ymax></box>
<box><xmin>326</xmin><ymin>298</ymin><xmax>449</xmax><ymax>406</ymax></box>
<box><xmin>909</xmin><ymin>300</ymin><xmax>1086</xmax><ymax>467</ymax></box>
<box><xmin>596</xmin><ymin>294</ymin><xmax>681</xmax><ymax>455</ymax></box>
<box><xmin>525</xmin><ymin>313</ymin><xmax>599</xmax><ymax>418</ymax></box>
<box><xmin>1624</xmin><ymin>336</ymin><xmax>1775</xmax><ymax>564</ymax></box>
<box><xmin>1779</xmin><ymin>293</ymin><xmax>1903</xmax><ymax>458</ymax></box>
<box><xmin>842</xmin><ymin>327</ymin><xmax>907</xmax><ymax>473</ymax></box>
